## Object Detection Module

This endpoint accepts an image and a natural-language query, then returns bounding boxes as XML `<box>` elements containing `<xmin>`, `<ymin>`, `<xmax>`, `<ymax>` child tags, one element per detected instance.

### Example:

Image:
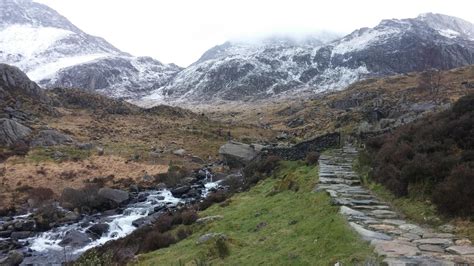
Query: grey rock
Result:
<box><xmin>170</xmin><ymin>186</ymin><xmax>191</xmax><ymax>197</ymax></box>
<box><xmin>0</xmin><ymin>119</ymin><xmax>31</xmax><ymax>146</ymax></box>
<box><xmin>399</xmin><ymin>224</ymin><xmax>425</xmax><ymax>236</ymax></box>
<box><xmin>30</xmin><ymin>130</ymin><xmax>74</xmax><ymax>147</ymax></box>
<box><xmin>0</xmin><ymin>250</ymin><xmax>24</xmax><ymax>266</ymax></box>
<box><xmin>173</xmin><ymin>149</ymin><xmax>186</xmax><ymax>156</ymax></box>
<box><xmin>219</xmin><ymin>141</ymin><xmax>259</xmax><ymax>168</ymax></box>
<box><xmin>86</xmin><ymin>223</ymin><xmax>110</xmax><ymax>239</ymax></box>
<box><xmin>339</xmin><ymin>206</ymin><xmax>366</xmax><ymax>218</ymax></box>
<box><xmin>98</xmin><ymin>188</ymin><xmax>129</xmax><ymax>205</ymax></box>
<box><xmin>371</xmin><ymin>239</ymin><xmax>420</xmax><ymax>257</ymax></box>
<box><xmin>196</xmin><ymin>215</ymin><xmax>223</xmax><ymax>224</ymax></box>
<box><xmin>10</xmin><ymin>231</ymin><xmax>31</xmax><ymax>240</ymax></box>
<box><xmin>59</xmin><ymin>230</ymin><xmax>91</xmax><ymax>248</ymax></box>
<box><xmin>445</xmin><ymin>245</ymin><xmax>474</xmax><ymax>255</ymax></box>
<box><xmin>413</xmin><ymin>238</ymin><xmax>453</xmax><ymax>246</ymax></box>
<box><xmin>418</xmin><ymin>244</ymin><xmax>445</xmax><ymax>253</ymax></box>
<box><xmin>196</xmin><ymin>233</ymin><xmax>227</xmax><ymax>244</ymax></box>
<box><xmin>349</xmin><ymin>222</ymin><xmax>392</xmax><ymax>241</ymax></box>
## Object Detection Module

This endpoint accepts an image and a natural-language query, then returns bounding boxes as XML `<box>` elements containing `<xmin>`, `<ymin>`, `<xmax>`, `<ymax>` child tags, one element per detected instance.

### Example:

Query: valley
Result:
<box><xmin>1</xmin><ymin>0</ymin><xmax>474</xmax><ymax>265</ymax></box>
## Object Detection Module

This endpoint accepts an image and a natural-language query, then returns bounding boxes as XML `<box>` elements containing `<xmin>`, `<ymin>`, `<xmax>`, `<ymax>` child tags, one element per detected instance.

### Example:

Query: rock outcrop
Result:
<box><xmin>0</xmin><ymin>118</ymin><xmax>32</xmax><ymax>146</ymax></box>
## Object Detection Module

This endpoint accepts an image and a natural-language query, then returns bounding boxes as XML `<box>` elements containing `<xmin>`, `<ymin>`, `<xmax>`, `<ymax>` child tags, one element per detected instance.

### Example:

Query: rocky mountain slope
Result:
<box><xmin>144</xmin><ymin>13</ymin><xmax>474</xmax><ymax>103</ymax></box>
<box><xmin>0</xmin><ymin>0</ymin><xmax>181</xmax><ymax>98</ymax></box>
<box><xmin>1</xmin><ymin>1</ymin><xmax>473</xmax><ymax>103</ymax></box>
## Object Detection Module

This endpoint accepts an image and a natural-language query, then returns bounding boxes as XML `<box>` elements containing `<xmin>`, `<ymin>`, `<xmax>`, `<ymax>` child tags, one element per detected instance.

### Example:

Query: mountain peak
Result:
<box><xmin>416</xmin><ymin>12</ymin><xmax>474</xmax><ymax>39</ymax></box>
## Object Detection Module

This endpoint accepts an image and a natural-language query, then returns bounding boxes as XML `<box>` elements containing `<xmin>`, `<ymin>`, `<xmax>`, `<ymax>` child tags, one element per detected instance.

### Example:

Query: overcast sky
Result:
<box><xmin>35</xmin><ymin>0</ymin><xmax>474</xmax><ymax>67</ymax></box>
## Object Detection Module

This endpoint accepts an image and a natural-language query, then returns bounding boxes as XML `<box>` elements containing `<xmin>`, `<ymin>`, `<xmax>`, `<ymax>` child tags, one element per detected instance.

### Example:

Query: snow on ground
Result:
<box><xmin>331</xmin><ymin>28</ymin><xmax>400</xmax><ymax>55</ymax></box>
<box><xmin>438</xmin><ymin>29</ymin><xmax>460</xmax><ymax>39</ymax></box>
<box><xmin>0</xmin><ymin>24</ymin><xmax>73</xmax><ymax>57</ymax></box>
<box><xmin>26</xmin><ymin>53</ymin><xmax>108</xmax><ymax>81</ymax></box>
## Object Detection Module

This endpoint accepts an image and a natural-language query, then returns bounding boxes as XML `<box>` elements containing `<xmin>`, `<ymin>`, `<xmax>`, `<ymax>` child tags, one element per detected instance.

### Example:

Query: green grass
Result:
<box><xmin>26</xmin><ymin>146</ymin><xmax>92</xmax><ymax>163</ymax></box>
<box><xmin>136</xmin><ymin>161</ymin><xmax>376</xmax><ymax>265</ymax></box>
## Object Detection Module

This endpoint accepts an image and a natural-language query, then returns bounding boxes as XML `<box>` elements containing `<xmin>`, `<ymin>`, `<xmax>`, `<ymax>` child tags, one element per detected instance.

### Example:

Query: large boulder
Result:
<box><xmin>30</xmin><ymin>130</ymin><xmax>74</xmax><ymax>147</ymax></box>
<box><xmin>98</xmin><ymin>188</ymin><xmax>129</xmax><ymax>205</ymax></box>
<box><xmin>0</xmin><ymin>118</ymin><xmax>32</xmax><ymax>146</ymax></box>
<box><xmin>218</xmin><ymin>141</ymin><xmax>260</xmax><ymax>168</ymax></box>
<box><xmin>59</xmin><ymin>230</ymin><xmax>91</xmax><ymax>248</ymax></box>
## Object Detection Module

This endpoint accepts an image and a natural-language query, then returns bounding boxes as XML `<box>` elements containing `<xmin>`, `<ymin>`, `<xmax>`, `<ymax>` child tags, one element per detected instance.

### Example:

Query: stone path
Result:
<box><xmin>315</xmin><ymin>145</ymin><xmax>474</xmax><ymax>265</ymax></box>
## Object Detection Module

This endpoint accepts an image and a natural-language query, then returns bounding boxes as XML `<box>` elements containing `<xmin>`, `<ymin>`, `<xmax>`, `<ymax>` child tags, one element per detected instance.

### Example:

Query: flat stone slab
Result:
<box><xmin>349</xmin><ymin>222</ymin><xmax>392</xmax><ymax>241</ymax></box>
<box><xmin>414</xmin><ymin>238</ymin><xmax>454</xmax><ymax>247</ymax></box>
<box><xmin>399</xmin><ymin>224</ymin><xmax>425</xmax><ymax>236</ymax></box>
<box><xmin>339</xmin><ymin>206</ymin><xmax>366</xmax><ymax>218</ymax></box>
<box><xmin>369</xmin><ymin>224</ymin><xmax>397</xmax><ymax>232</ymax></box>
<box><xmin>370</xmin><ymin>210</ymin><xmax>398</xmax><ymax>219</ymax></box>
<box><xmin>382</xmin><ymin>219</ymin><xmax>407</xmax><ymax>226</ymax></box>
<box><xmin>419</xmin><ymin>244</ymin><xmax>445</xmax><ymax>253</ymax></box>
<box><xmin>446</xmin><ymin>245</ymin><xmax>474</xmax><ymax>255</ymax></box>
<box><xmin>422</xmin><ymin>233</ymin><xmax>455</xmax><ymax>239</ymax></box>
<box><xmin>371</xmin><ymin>239</ymin><xmax>420</xmax><ymax>257</ymax></box>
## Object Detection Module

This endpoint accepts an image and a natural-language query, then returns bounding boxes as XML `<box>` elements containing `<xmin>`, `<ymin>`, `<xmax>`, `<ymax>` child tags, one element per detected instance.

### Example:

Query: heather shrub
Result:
<box><xmin>432</xmin><ymin>165</ymin><xmax>474</xmax><ymax>217</ymax></box>
<box><xmin>365</xmin><ymin>94</ymin><xmax>474</xmax><ymax>217</ymax></box>
<box><xmin>181</xmin><ymin>210</ymin><xmax>198</xmax><ymax>225</ymax></box>
<box><xmin>140</xmin><ymin>232</ymin><xmax>176</xmax><ymax>252</ymax></box>
<box><xmin>305</xmin><ymin>152</ymin><xmax>320</xmax><ymax>166</ymax></box>
<box><xmin>176</xmin><ymin>227</ymin><xmax>192</xmax><ymax>241</ymax></box>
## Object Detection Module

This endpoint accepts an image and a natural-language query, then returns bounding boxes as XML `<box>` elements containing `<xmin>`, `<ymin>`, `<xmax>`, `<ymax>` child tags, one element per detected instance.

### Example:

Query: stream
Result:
<box><xmin>0</xmin><ymin>173</ymin><xmax>220</xmax><ymax>265</ymax></box>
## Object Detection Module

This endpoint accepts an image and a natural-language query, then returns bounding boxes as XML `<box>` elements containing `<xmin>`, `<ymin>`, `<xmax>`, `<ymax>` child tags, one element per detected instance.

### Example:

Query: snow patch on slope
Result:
<box><xmin>331</xmin><ymin>28</ymin><xmax>400</xmax><ymax>55</ymax></box>
<box><xmin>27</xmin><ymin>53</ymin><xmax>108</xmax><ymax>81</ymax></box>
<box><xmin>0</xmin><ymin>24</ymin><xmax>73</xmax><ymax>57</ymax></box>
<box><xmin>438</xmin><ymin>29</ymin><xmax>460</xmax><ymax>39</ymax></box>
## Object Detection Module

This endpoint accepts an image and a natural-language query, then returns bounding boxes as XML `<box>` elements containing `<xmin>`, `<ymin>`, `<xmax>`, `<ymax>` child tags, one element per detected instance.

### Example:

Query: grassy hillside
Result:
<box><xmin>136</xmin><ymin>161</ymin><xmax>376</xmax><ymax>265</ymax></box>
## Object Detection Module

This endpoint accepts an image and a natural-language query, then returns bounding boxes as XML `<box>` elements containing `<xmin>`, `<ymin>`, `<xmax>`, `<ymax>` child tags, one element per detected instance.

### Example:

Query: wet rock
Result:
<box><xmin>171</xmin><ymin>186</ymin><xmax>191</xmax><ymax>197</ymax></box>
<box><xmin>195</xmin><ymin>170</ymin><xmax>208</xmax><ymax>180</ymax></box>
<box><xmin>0</xmin><ymin>119</ymin><xmax>32</xmax><ymax>147</ymax></box>
<box><xmin>13</xmin><ymin>220</ymin><xmax>35</xmax><ymax>231</ymax></box>
<box><xmin>0</xmin><ymin>230</ymin><xmax>12</xmax><ymax>238</ymax></box>
<box><xmin>59</xmin><ymin>230</ymin><xmax>91</xmax><ymax>248</ymax></box>
<box><xmin>0</xmin><ymin>250</ymin><xmax>24</xmax><ymax>266</ymax></box>
<box><xmin>86</xmin><ymin>223</ymin><xmax>110</xmax><ymax>239</ymax></box>
<box><xmin>98</xmin><ymin>188</ymin><xmax>129</xmax><ymax>205</ymax></box>
<box><xmin>196</xmin><ymin>233</ymin><xmax>227</xmax><ymax>244</ymax></box>
<box><xmin>137</xmin><ymin>193</ymin><xmax>149</xmax><ymax>202</ymax></box>
<box><xmin>10</xmin><ymin>231</ymin><xmax>31</xmax><ymax>240</ymax></box>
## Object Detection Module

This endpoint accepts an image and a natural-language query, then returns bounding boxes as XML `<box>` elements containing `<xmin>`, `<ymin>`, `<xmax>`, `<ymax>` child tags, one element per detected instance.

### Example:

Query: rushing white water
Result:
<box><xmin>19</xmin><ymin>177</ymin><xmax>221</xmax><ymax>264</ymax></box>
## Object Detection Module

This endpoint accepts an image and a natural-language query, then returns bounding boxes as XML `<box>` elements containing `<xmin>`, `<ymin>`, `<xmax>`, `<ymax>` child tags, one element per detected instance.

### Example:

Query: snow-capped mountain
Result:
<box><xmin>0</xmin><ymin>0</ymin><xmax>181</xmax><ymax>98</ymax></box>
<box><xmin>144</xmin><ymin>13</ymin><xmax>474</xmax><ymax>103</ymax></box>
